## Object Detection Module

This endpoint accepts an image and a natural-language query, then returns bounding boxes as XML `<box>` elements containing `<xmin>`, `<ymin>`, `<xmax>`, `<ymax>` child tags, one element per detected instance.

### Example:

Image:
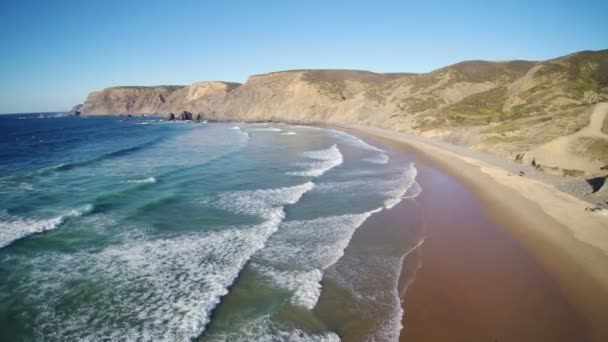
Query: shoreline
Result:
<box><xmin>342</xmin><ymin>125</ymin><xmax>608</xmax><ymax>341</ymax></box>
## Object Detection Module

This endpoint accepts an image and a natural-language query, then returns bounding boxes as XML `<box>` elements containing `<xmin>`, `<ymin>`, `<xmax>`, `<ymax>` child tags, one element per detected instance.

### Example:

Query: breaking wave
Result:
<box><xmin>126</xmin><ymin>177</ymin><xmax>157</xmax><ymax>184</ymax></box>
<box><xmin>252</xmin><ymin>208</ymin><xmax>383</xmax><ymax>310</ymax></box>
<box><xmin>0</xmin><ymin>204</ymin><xmax>93</xmax><ymax>249</ymax></box>
<box><xmin>287</xmin><ymin>145</ymin><xmax>343</xmax><ymax>177</ymax></box>
<box><xmin>363</xmin><ymin>153</ymin><xmax>389</xmax><ymax>164</ymax></box>
<box><xmin>13</xmin><ymin>183</ymin><xmax>315</xmax><ymax>341</ymax></box>
<box><xmin>252</xmin><ymin>127</ymin><xmax>282</xmax><ymax>132</ymax></box>
<box><xmin>205</xmin><ymin>316</ymin><xmax>340</xmax><ymax>341</ymax></box>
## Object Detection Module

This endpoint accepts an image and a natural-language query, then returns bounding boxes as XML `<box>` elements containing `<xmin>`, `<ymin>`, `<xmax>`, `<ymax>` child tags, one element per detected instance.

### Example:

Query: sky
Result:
<box><xmin>0</xmin><ymin>0</ymin><xmax>607</xmax><ymax>114</ymax></box>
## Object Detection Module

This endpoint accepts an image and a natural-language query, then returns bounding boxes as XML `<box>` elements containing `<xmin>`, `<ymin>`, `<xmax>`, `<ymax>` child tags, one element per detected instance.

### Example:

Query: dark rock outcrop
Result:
<box><xmin>167</xmin><ymin>113</ymin><xmax>176</xmax><ymax>121</ymax></box>
<box><xmin>70</xmin><ymin>104</ymin><xmax>83</xmax><ymax>116</ymax></box>
<box><xmin>178</xmin><ymin>111</ymin><xmax>193</xmax><ymax>120</ymax></box>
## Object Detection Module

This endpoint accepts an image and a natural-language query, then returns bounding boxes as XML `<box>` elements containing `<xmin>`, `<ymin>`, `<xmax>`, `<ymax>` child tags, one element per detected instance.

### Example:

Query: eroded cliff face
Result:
<box><xmin>81</xmin><ymin>86</ymin><xmax>184</xmax><ymax>115</ymax></box>
<box><xmin>80</xmin><ymin>82</ymin><xmax>242</xmax><ymax>116</ymax></box>
<box><xmin>75</xmin><ymin>50</ymin><xmax>608</xmax><ymax>175</ymax></box>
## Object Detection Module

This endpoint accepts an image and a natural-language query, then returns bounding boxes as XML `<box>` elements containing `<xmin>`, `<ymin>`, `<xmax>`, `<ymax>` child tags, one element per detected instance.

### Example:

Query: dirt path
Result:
<box><xmin>527</xmin><ymin>102</ymin><xmax>608</xmax><ymax>174</ymax></box>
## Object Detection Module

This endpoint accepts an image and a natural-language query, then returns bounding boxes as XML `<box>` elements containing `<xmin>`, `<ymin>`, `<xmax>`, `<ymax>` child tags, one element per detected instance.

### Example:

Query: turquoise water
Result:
<box><xmin>0</xmin><ymin>114</ymin><xmax>422</xmax><ymax>341</ymax></box>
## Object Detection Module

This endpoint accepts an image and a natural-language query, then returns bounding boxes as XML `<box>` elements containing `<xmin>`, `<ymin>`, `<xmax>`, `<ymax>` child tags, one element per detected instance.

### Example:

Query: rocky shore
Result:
<box><xmin>73</xmin><ymin>50</ymin><xmax>608</xmax><ymax>179</ymax></box>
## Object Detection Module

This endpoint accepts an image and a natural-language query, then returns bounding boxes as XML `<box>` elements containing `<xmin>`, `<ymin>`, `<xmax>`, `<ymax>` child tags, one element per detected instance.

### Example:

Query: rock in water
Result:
<box><xmin>167</xmin><ymin>113</ymin><xmax>176</xmax><ymax>121</ymax></box>
<box><xmin>70</xmin><ymin>104</ymin><xmax>83</xmax><ymax>116</ymax></box>
<box><xmin>179</xmin><ymin>111</ymin><xmax>193</xmax><ymax>120</ymax></box>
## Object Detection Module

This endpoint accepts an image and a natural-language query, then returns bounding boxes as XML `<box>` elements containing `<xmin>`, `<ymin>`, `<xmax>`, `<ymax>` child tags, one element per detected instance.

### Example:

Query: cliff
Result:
<box><xmin>74</xmin><ymin>49</ymin><xmax>608</xmax><ymax>176</ymax></box>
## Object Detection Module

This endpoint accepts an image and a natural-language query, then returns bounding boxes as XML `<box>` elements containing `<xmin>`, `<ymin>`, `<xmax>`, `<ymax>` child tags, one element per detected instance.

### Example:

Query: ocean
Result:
<box><xmin>0</xmin><ymin>113</ymin><xmax>422</xmax><ymax>341</ymax></box>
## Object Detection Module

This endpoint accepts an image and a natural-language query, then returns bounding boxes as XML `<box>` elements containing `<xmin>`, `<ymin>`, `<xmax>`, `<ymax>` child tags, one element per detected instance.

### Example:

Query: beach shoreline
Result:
<box><xmin>339</xmin><ymin>125</ymin><xmax>608</xmax><ymax>341</ymax></box>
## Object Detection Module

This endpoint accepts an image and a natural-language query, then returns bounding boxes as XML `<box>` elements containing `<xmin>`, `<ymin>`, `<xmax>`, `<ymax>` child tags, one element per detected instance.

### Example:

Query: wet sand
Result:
<box><xmin>401</xmin><ymin>163</ymin><xmax>587</xmax><ymax>341</ymax></box>
<box><xmin>341</xmin><ymin>129</ymin><xmax>601</xmax><ymax>341</ymax></box>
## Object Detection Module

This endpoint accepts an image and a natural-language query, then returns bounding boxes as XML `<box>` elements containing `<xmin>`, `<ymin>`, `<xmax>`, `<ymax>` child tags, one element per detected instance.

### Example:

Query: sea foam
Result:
<box><xmin>252</xmin><ymin>127</ymin><xmax>282</xmax><ymax>132</ymax></box>
<box><xmin>287</xmin><ymin>145</ymin><xmax>343</xmax><ymax>177</ymax></box>
<box><xmin>206</xmin><ymin>315</ymin><xmax>340</xmax><ymax>341</ymax></box>
<box><xmin>362</xmin><ymin>152</ymin><xmax>389</xmax><ymax>164</ymax></box>
<box><xmin>251</xmin><ymin>208</ymin><xmax>382</xmax><ymax>309</ymax></box>
<box><xmin>383</xmin><ymin>163</ymin><xmax>421</xmax><ymax>209</ymax></box>
<box><xmin>211</xmin><ymin>182</ymin><xmax>315</xmax><ymax>219</ymax></box>
<box><xmin>329</xmin><ymin>129</ymin><xmax>385</xmax><ymax>152</ymax></box>
<box><xmin>313</xmin><ymin>163</ymin><xmax>421</xmax><ymax>209</ymax></box>
<box><xmin>0</xmin><ymin>204</ymin><xmax>93</xmax><ymax>249</ymax></box>
<box><xmin>126</xmin><ymin>177</ymin><xmax>157</xmax><ymax>184</ymax></box>
<box><xmin>17</xmin><ymin>183</ymin><xmax>315</xmax><ymax>341</ymax></box>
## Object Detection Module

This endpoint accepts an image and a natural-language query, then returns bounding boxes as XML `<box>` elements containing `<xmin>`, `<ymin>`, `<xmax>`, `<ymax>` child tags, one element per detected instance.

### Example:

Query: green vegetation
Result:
<box><xmin>315</xmin><ymin>81</ymin><xmax>347</xmax><ymax>100</ymax></box>
<box><xmin>445</xmin><ymin>86</ymin><xmax>508</xmax><ymax>124</ymax></box>
<box><xmin>563</xmin><ymin>51</ymin><xmax>608</xmax><ymax>99</ymax></box>
<box><xmin>410</xmin><ymin>73</ymin><xmax>444</xmax><ymax>92</ymax></box>
<box><xmin>481</xmin><ymin>116</ymin><xmax>552</xmax><ymax>134</ymax></box>
<box><xmin>483</xmin><ymin>135</ymin><xmax>522</xmax><ymax>144</ymax></box>
<box><xmin>413</xmin><ymin>117</ymin><xmax>446</xmax><ymax>131</ymax></box>
<box><xmin>533</xmin><ymin>62</ymin><xmax>566</xmax><ymax>78</ymax></box>
<box><xmin>445</xmin><ymin>60</ymin><xmax>534</xmax><ymax>83</ymax></box>
<box><xmin>520</xmin><ymin>83</ymin><xmax>551</xmax><ymax>100</ymax></box>
<box><xmin>364</xmin><ymin>82</ymin><xmax>398</xmax><ymax>104</ymax></box>
<box><xmin>504</xmin><ymin>103</ymin><xmax>544</xmax><ymax>120</ymax></box>
<box><xmin>562</xmin><ymin>169</ymin><xmax>585</xmax><ymax>177</ymax></box>
<box><xmin>401</xmin><ymin>96</ymin><xmax>444</xmax><ymax>113</ymax></box>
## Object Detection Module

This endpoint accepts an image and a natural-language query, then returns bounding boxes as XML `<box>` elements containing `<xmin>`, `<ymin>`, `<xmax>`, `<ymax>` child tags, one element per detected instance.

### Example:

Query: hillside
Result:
<box><xmin>74</xmin><ymin>49</ymin><xmax>608</xmax><ymax>177</ymax></box>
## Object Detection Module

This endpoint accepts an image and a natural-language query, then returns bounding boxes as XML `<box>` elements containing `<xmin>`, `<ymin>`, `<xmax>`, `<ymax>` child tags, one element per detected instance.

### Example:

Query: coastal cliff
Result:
<box><xmin>75</xmin><ymin>49</ymin><xmax>608</xmax><ymax>176</ymax></box>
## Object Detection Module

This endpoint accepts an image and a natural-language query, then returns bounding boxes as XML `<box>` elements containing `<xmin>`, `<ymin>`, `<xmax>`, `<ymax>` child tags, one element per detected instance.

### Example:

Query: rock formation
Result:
<box><xmin>178</xmin><ymin>111</ymin><xmax>193</xmax><ymax>120</ymax></box>
<box><xmin>73</xmin><ymin>49</ymin><xmax>608</xmax><ymax>176</ymax></box>
<box><xmin>70</xmin><ymin>104</ymin><xmax>83</xmax><ymax>116</ymax></box>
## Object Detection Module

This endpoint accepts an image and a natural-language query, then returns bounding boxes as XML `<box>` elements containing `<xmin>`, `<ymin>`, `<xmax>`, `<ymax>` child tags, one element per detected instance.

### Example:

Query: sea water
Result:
<box><xmin>0</xmin><ymin>113</ymin><xmax>422</xmax><ymax>341</ymax></box>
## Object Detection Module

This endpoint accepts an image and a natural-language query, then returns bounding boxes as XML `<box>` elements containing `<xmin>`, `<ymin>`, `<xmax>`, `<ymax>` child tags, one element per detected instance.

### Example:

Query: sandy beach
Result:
<box><xmin>343</xmin><ymin>126</ymin><xmax>608</xmax><ymax>341</ymax></box>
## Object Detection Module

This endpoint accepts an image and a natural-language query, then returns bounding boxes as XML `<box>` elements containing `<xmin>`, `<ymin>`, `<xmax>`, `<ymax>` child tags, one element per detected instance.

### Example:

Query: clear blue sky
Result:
<box><xmin>0</xmin><ymin>0</ymin><xmax>606</xmax><ymax>114</ymax></box>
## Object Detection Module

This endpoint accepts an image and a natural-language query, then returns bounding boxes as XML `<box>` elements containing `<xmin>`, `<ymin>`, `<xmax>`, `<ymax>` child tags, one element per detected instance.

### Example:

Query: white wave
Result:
<box><xmin>231</xmin><ymin>126</ymin><xmax>241</xmax><ymax>130</ymax></box>
<box><xmin>210</xmin><ymin>182</ymin><xmax>315</xmax><ymax>219</ymax></box>
<box><xmin>329</xmin><ymin>129</ymin><xmax>384</xmax><ymax>152</ymax></box>
<box><xmin>252</xmin><ymin>127</ymin><xmax>282</xmax><ymax>132</ymax></box>
<box><xmin>338</xmin><ymin>239</ymin><xmax>424</xmax><ymax>342</ymax></box>
<box><xmin>0</xmin><ymin>204</ymin><xmax>93</xmax><ymax>249</ymax></box>
<box><xmin>362</xmin><ymin>152</ymin><xmax>389</xmax><ymax>164</ymax></box>
<box><xmin>207</xmin><ymin>315</ymin><xmax>340</xmax><ymax>342</ymax></box>
<box><xmin>20</xmin><ymin>183</ymin><xmax>316</xmax><ymax>340</ymax></box>
<box><xmin>251</xmin><ymin>208</ymin><xmax>382</xmax><ymax>309</ymax></box>
<box><xmin>364</xmin><ymin>255</ymin><xmax>406</xmax><ymax>342</ymax></box>
<box><xmin>19</xmin><ymin>182</ymin><xmax>34</xmax><ymax>191</ymax></box>
<box><xmin>384</xmin><ymin>163</ymin><xmax>421</xmax><ymax>209</ymax></box>
<box><xmin>287</xmin><ymin>145</ymin><xmax>343</xmax><ymax>177</ymax></box>
<box><xmin>126</xmin><ymin>177</ymin><xmax>156</xmax><ymax>184</ymax></box>
<box><xmin>281</xmin><ymin>131</ymin><xmax>297</xmax><ymax>135</ymax></box>
<box><xmin>12</xmin><ymin>222</ymin><xmax>267</xmax><ymax>340</ymax></box>
<box><xmin>378</xmin><ymin>239</ymin><xmax>423</xmax><ymax>342</ymax></box>
<box><xmin>312</xmin><ymin>163</ymin><xmax>421</xmax><ymax>209</ymax></box>
<box><xmin>18</xmin><ymin>113</ymin><xmax>68</xmax><ymax>119</ymax></box>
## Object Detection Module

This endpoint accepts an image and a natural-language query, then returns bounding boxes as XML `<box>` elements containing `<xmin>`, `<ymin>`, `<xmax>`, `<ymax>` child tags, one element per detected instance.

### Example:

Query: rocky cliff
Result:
<box><xmin>75</xmin><ymin>49</ymin><xmax>608</xmax><ymax>176</ymax></box>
